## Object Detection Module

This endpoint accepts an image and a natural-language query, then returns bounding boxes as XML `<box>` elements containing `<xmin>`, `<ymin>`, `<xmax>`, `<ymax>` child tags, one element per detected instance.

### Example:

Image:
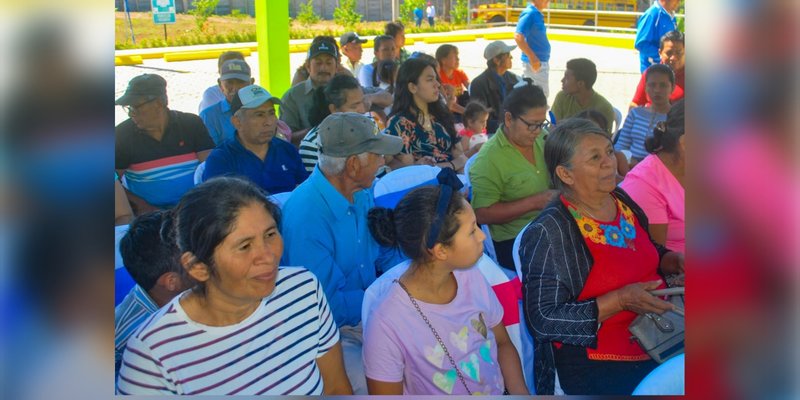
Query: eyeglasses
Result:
<box><xmin>122</xmin><ymin>98</ymin><xmax>157</xmax><ymax>115</ymax></box>
<box><xmin>515</xmin><ymin>115</ymin><xmax>550</xmax><ymax>132</ymax></box>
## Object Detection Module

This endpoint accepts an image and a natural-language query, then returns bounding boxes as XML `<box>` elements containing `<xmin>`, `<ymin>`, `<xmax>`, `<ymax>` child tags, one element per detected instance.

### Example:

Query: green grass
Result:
<box><xmin>116</xmin><ymin>12</ymin><xmax>466</xmax><ymax>50</ymax></box>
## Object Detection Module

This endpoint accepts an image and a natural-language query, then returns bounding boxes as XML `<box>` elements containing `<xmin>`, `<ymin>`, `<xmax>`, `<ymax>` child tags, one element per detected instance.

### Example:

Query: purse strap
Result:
<box><xmin>395</xmin><ymin>279</ymin><xmax>472</xmax><ymax>395</ymax></box>
<box><xmin>648</xmin><ymin>286</ymin><xmax>685</xmax><ymax>316</ymax></box>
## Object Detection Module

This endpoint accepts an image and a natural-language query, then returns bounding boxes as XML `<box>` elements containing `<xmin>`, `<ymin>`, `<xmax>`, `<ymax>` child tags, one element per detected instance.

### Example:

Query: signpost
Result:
<box><xmin>152</xmin><ymin>0</ymin><xmax>176</xmax><ymax>41</ymax></box>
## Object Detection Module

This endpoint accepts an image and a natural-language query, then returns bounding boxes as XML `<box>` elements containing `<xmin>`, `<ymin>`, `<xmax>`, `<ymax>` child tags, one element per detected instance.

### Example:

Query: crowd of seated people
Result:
<box><xmin>115</xmin><ymin>24</ymin><xmax>686</xmax><ymax>395</ymax></box>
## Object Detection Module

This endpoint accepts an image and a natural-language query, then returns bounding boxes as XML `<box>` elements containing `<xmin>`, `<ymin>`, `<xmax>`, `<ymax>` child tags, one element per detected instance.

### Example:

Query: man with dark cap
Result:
<box><xmin>115</xmin><ymin>74</ymin><xmax>215</xmax><ymax>212</ymax></box>
<box><xmin>280</xmin><ymin>38</ymin><xmax>340</xmax><ymax>143</ymax></box>
<box><xmin>200</xmin><ymin>59</ymin><xmax>255</xmax><ymax>145</ymax></box>
<box><xmin>340</xmin><ymin>32</ymin><xmax>368</xmax><ymax>78</ymax></box>
<box><xmin>281</xmin><ymin>112</ymin><xmax>403</xmax><ymax>395</ymax></box>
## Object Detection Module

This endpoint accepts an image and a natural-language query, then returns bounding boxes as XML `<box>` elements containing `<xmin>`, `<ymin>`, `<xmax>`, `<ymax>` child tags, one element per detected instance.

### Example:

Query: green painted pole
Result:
<box><xmin>256</xmin><ymin>0</ymin><xmax>291</xmax><ymax>106</ymax></box>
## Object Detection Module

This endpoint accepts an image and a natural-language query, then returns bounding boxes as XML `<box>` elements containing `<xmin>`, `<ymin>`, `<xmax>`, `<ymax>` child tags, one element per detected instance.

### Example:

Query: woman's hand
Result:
<box><xmin>616</xmin><ymin>280</ymin><xmax>674</xmax><ymax>315</ymax></box>
<box><xmin>660</xmin><ymin>251</ymin><xmax>685</xmax><ymax>276</ymax></box>
<box><xmin>414</xmin><ymin>155</ymin><xmax>437</xmax><ymax>166</ymax></box>
<box><xmin>597</xmin><ymin>280</ymin><xmax>673</xmax><ymax>321</ymax></box>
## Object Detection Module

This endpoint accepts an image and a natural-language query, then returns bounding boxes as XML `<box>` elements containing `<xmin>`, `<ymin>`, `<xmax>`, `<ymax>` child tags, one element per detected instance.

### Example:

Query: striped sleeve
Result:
<box><xmin>116</xmin><ymin>335</ymin><xmax>176</xmax><ymax>395</ymax></box>
<box><xmin>313</xmin><ymin>275</ymin><xmax>339</xmax><ymax>356</ymax></box>
<box><xmin>298</xmin><ymin>129</ymin><xmax>321</xmax><ymax>172</ymax></box>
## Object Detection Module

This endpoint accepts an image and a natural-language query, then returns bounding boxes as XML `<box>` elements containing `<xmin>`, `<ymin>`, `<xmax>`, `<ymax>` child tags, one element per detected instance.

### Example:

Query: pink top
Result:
<box><xmin>620</xmin><ymin>154</ymin><xmax>685</xmax><ymax>253</ymax></box>
<box><xmin>363</xmin><ymin>266</ymin><xmax>505</xmax><ymax>395</ymax></box>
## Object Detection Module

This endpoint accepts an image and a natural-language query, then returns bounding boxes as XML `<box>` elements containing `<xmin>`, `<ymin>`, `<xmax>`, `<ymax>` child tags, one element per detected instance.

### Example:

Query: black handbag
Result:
<box><xmin>628</xmin><ymin>287</ymin><xmax>684</xmax><ymax>363</ymax></box>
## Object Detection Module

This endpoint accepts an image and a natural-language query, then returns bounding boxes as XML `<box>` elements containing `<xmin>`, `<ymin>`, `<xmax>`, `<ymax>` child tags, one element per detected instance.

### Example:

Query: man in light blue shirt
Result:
<box><xmin>635</xmin><ymin>0</ymin><xmax>679</xmax><ymax>72</ymax></box>
<box><xmin>200</xmin><ymin>59</ymin><xmax>255</xmax><ymax>145</ymax></box>
<box><xmin>515</xmin><ymin>0</ymin><xmax>552</xmax><ymax>98</ymax></box>
<box><xmin>281</xmin><ymin>113</ymin><xmax>402</xmax><ymax>394</ymax></box>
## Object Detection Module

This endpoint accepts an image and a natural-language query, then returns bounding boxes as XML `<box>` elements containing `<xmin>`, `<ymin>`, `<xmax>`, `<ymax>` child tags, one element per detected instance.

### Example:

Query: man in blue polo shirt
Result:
<box><xmin>200</xmin><ymin>59</ymin><xmax>255</xmax><ymax>145</ymax></box>
<box><xmin>281</xmin><ymin>113</ymin><xmax>402</xmax><ymax>394</ymax></box>
<box><xmin>515</xmin><ymin>0</ymin><xmax>552</xmax><ymax>98</ymax></box>
<box><xmin>202</xmin><ymin>84</ymin><xmax>308</xmax><ymax>194</ymax></box>
<box><xmin>635</xmin><ymin>0</ymin><xmax>679</xmax><ymax>72</ymax></box>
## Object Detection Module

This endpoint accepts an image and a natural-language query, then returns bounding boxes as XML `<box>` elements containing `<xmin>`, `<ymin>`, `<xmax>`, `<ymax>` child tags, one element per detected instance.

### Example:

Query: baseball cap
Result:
<box><xmin>237</xmin><ymin>84</ymin><xmax>282</xmax><ymax>110</ymax></box>
<box><xmin>308</xmin><ymin>40</ymin><xmax>338</xmax><ymax>60</ymax></box>
<box><xmin>340</xmin><ymin>32</ymin><xmax>367</xmax><ymax>46</ymax></box>
<box><xmin>318</xmin><ymin>112</ymin><xmax>403</xmax><ymax>157</ymax></box>
<box><xmin>483</xmin><ymin>40</ymin><xmax>517</xmax><ymax>60</ymax></box>
<box><xmin>115</xmin><ymin>74</ymin><xmax>167</xmax><ymax>105</ymax></box>
<box><xmin>219</xmin><ymin>59</ymin><xmax>252</xmax><ymax>81</ymax></box>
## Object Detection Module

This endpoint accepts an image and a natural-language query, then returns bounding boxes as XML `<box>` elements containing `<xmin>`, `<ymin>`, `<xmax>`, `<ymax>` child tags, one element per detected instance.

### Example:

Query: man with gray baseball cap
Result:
<box><xmin>469</xmin><ymin>40</ymin><xmax>521</xmax><ymax>133</ymax></box>
<box><xmin>200</xmin><ymin>59</ymin><xmax>256</xmax><ymax>145</ymax></box>
<box><xmin>280</xmin><ymin>112</ymin><xmax>401</xmax><ymax>394</ymax></box>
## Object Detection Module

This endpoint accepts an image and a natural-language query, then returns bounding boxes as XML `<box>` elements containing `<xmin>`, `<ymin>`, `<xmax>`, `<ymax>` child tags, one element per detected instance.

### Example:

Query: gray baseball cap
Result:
<box><xmin>483</xmin><ymin>40</ymin><xmax>517</xmax><ymax>60</ymax></box>
<box><xmin>219</xmin><ymin>59</ymin><xmax>252</xmax><ymax>81</ymax></box>
<box><xmin>115</xmin><ymin>74</ymin><xmax>167</xmax><ymax>105</ymax></box>
<box><xmin>318</xmin><ymin>112</ymin><xmax>403</xmax><ymax>157</ymax></box>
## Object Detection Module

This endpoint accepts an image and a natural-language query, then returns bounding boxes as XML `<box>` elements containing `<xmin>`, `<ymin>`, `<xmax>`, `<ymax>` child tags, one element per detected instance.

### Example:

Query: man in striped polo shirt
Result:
<box><xmin>116</xmin><ymin>74</ymin><xmax>215</xmax><ymax>213</ymax></box>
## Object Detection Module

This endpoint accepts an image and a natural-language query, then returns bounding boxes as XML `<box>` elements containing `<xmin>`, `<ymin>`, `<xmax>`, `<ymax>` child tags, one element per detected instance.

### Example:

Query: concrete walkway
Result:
<box><xmin>115</xmin><ymin>27</ymin><xmax>641</xmax><ymax>126</ymax></box>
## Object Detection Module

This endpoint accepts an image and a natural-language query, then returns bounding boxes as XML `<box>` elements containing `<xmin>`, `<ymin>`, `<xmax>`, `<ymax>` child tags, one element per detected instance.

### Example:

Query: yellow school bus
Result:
<box><xmin>472</xmin><ymin>0</ymin><xmax>641</xmax><ymax>28</ymax></box>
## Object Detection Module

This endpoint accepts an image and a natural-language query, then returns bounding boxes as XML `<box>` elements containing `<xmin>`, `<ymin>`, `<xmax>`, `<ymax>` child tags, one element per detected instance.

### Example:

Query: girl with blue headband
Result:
<box><xmin>363</xmin><ymin>169</ymin><xmax>529</xmax><ymax>395</ymax></box>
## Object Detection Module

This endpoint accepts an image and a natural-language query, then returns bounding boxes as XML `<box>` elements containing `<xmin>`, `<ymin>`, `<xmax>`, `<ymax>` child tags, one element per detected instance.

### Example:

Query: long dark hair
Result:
<box><xmin>390</xmin><ymin>57</ymin><xmax>456</xmax><ymax>138</ymax></box>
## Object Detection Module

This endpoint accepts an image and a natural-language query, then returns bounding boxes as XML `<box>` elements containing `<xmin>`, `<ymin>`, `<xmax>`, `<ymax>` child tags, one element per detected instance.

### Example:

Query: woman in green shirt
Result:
<box><xmin>468</xmin><ymin>79</ymin><xmax>558</xmax><ymax>270</ymax></box>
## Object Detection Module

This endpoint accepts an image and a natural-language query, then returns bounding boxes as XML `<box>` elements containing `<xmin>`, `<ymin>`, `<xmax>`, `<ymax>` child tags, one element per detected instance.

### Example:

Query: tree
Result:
<box><xmin>297</xmin><ymin>0</ymin><xmax>320</xmax><ymax>26</ymax></box>
<box><xmin>452</xmin><ymin>0</ymin><xmax>469</xmax><ymax>25</ymax></box>
<box><xmin>188</xmin><ymin>0</ymin><xmax>220</xmax><ymax>32</ymax></box>
<box><xmin>333</xmin><ymin>0</ymin><xmax>362</xmax><ymax>28</ymax></box>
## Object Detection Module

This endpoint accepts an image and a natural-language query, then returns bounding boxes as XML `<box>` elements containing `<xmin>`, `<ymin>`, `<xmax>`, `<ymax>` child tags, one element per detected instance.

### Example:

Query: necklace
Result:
<box><xmin>565</xmin><ymin>194</ymin><xmax>613</xmax><ymax>221</ymax></box>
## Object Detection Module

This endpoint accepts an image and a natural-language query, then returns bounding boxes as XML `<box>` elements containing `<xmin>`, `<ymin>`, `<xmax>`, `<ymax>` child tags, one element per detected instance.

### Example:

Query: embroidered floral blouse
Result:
<box><xmin>385</xmin><ymin>111</ymin><xmax>454</xmax><ymax>162</ymax></box>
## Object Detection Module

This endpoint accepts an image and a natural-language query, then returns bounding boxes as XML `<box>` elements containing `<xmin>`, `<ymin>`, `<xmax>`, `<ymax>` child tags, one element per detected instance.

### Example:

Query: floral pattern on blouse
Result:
<box><xmin>385</xmin><ymin>112</ymin><xmax>454</xmax><ymax>162</ymax></box>
<box><xmin>567</xmin><ymin>196</ymin><xmax>638</xmax><ymax>250</ymax></box>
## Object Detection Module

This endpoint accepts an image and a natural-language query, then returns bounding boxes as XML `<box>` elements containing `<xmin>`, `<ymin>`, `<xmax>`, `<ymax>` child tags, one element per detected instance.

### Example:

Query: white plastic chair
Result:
<box><xmin>632</xmin><ymin>354</ymin><xmax>685</xmax><ymax>395</ymax></box>
<box><xmin>193</xmin><ymin>161</ymin><xmax>206</xmax><ymax>185</ymax></box>
<box><xmin>613</xmin><ymin>106</ymin><xmax>623</xmax><ymax>136</ymax></box>
<box><xmin>267</xmin><ymin>191</ymin><xmax>293</xmax><ymax>210</ymax></box>
<box><xmin>463</xmin><ymin>153</ymin><xmax>498</xmax><ymax>264</ymax></box>
<box><xmin>373</xmin><ymin>165</ymin><xmax>469</xmax><ymax>209</ymax></box>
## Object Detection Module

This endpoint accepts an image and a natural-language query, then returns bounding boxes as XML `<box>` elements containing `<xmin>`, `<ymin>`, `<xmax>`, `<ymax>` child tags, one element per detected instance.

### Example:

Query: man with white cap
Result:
<box><xmin>200</xmin><ymin>59</ymin><xmax>255</xmax><ymax>145</ymax></box>
<box><xmin>339</xmin><ymin>32</ymin><xmax>368</xmax><ymax>78</ymax></box>
<box><xmin>281</xmin><ymin>112</ymin><xmax>403</xmax><ymax>395</ymax></box>
<box><xmin>203</xmin><ymin>84</ymin><xmax>308</xmax><ymax>194</ymax></box>
<box><xmin>115</xmin><ymin>73</ymin><xmax>215</xmax><ymax>212</ymax></box>
<box><xmin>469</xmin><ymin>41</ymin><xmax>521</xmax><ymax>134</ymax></box>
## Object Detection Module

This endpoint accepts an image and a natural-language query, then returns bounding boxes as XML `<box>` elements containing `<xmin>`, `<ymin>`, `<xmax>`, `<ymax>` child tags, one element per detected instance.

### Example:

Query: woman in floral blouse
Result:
<box><xmin>517</xmin><ymin>118</ymin><xmax>684</xmax><ymax>395</ymax></box>
<box><xmin>384</xmin><ymin>57</ymin><xmax>466</xmax><ymax>172</ymax></box>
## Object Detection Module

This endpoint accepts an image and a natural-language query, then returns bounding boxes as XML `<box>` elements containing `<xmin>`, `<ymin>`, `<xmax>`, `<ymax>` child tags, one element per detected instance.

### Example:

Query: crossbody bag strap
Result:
<box><xmin>395</xmin><ymin>279</ymin><xmax>472</xmax><ymax>395</ymax></box>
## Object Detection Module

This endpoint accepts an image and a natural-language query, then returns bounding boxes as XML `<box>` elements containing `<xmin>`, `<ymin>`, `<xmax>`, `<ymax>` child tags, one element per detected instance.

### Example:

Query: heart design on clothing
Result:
<box><xmin>449</xmin><ymin>326</ymin><xmax>469</xmax><ymax>353</ymax></box>
<box><xmin>424</xmin><ymin>343</ymin><xmax>445</xmax><ymax>368</ymax></box>
<box><xmin>471</xmin><ymin>313</ymin><xmax>488</xmax><ymax>339</ymax></box>
<box><xmin>432</xmin><ymin>369</ymin><xmax>457</xmax><ymax>394</ymax></box>
<box><xmin>459</xmin><ymin>353</ymin><xmax>481</xmax><ymax>381</ymax></box>
<box><xmin>479</xmin><ymin>340</ymin><xmax>493</xmax><ymax>364</ymax></box>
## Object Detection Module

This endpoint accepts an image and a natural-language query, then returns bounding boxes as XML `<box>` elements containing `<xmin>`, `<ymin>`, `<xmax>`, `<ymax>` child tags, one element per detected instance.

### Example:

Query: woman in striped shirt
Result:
<box><xmin>116</xmin><ymin>177</ymin><xmax>352</xmax><ymax>395</ymax></box>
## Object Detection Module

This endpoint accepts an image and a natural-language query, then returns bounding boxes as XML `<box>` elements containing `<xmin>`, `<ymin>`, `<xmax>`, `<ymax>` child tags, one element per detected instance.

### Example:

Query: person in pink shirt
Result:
<box><xmin>363</xmin><ymin>170</ymin><xmax>528</xmax><ymax>395</ymax></box>
<box><xmin>621</xmin><ymin>99</ymin><xmax>684</xmax><ymax>253</ymax></box>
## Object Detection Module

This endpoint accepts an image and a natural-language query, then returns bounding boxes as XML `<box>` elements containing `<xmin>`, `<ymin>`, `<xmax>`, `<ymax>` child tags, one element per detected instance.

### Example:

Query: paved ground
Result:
<box><xmin>115</xmin><ymin>33</ymin><xmax>641</xmax><ymax>127</ymax></box>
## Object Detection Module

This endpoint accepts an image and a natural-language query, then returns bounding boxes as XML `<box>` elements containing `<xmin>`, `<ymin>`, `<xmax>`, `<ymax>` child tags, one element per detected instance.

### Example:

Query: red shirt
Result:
<box><xmin>562</xmin><ymin>195</ymin><xmax>665</xmax><ymax>361</ymax></box>
<box><xmin>438</xmin><ymin>68</ymin><xmax>469</xmax><ymax>95</ymax></box>
<box><xmin>631</xmin><ymin>67</ymin><xmax>685</xmax><ymax>106</ymax></box>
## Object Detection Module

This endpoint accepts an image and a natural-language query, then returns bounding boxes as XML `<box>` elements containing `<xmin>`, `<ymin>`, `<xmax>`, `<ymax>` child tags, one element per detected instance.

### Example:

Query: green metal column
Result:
<box><xmin>256</xmin><ymin>0</ymin><xmax>290</xmax><ymax>102</ymax></box>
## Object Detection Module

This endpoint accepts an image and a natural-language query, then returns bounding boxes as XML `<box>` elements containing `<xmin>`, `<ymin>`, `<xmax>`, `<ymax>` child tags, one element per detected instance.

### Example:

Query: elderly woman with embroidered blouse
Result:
<box><xmin>518</xmin><ymin>118</ymin><xmax>684</xmax><ymax>395</ymax></box>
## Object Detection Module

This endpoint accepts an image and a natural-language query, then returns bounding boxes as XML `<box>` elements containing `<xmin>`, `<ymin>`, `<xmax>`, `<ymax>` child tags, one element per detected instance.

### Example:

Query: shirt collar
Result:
<box><xmin>133</xmin><ymin>285</ymin><xmax>159</xmax><ymax>312</ymax></box>
<box><xmin>309</xmin><ymin>166</ymin><xmax>355</xmax><ymax>220</ymax></box>
<box><xmin>220</xmin><ymin>98</ymin><xmax>231</xmax><ymax>113</ymax></box>
<box><xmin>303</xmin><ymin>78</ymin><xmax>315</xmax><ymax>95</ymax></box>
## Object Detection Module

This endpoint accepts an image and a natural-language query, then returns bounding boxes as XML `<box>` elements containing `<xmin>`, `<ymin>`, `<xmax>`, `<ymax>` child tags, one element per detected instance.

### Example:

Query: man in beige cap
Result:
<box><xmin>469</xmin><ymin>41</ymin><xmax>521</xmax><ymax>134</ymax></box>
<box><xmin>281</xmin><ymin>112</ymin><xmax>402</xmax><ymax>395</ymax></box>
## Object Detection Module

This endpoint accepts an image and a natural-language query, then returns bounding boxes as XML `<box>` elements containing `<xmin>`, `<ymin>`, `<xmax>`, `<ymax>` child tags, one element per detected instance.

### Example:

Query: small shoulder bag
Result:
<box><xmin>628</xmin><ymin>286</ymin><xmax>685</xmax><ymax>363</ymax></box>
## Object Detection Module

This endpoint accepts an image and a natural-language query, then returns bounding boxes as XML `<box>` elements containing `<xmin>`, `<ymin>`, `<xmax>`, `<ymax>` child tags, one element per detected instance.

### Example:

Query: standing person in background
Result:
<box><xmin>630</xmin><ymin>30</ymin><xmax>685</xmax><ymax>108</ymax></box>
<box><xmin>635</xmin><ymin>0</ymin><xmax>680</xmax><ymax>73</ymax></box>
<box><xmin>515</xmin><ymin>0</ymin><xmax>552</xmax><ymax>98</ymax></box>
<box><xmin>426</xmin><ymin>2</ymin><xmax>436</xmax><ymax>27</ymax></box>
<box><xmin>414</xmin><ymin>6</ymin><xmax>424</xmax><ymax>27</ymax></box>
